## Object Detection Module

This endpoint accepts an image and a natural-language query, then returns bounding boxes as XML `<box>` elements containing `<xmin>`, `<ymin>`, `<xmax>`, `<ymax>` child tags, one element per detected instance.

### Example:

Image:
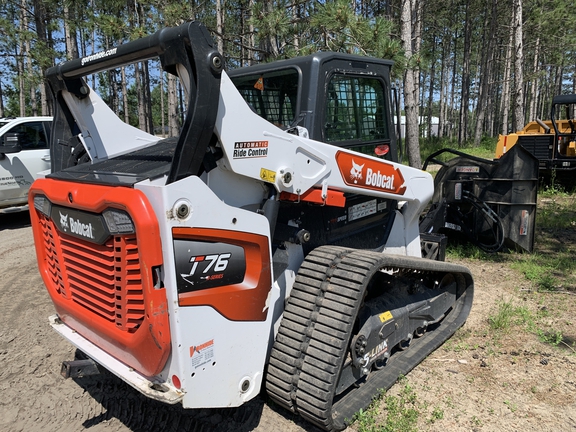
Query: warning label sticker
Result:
<box><xmin>379</xmin><ymin>311</ymin><xmax>393</xmax><ymax>323</ymax></box>
<box><xmin>260</xmin><ymin>168</ymin><xmax>276</xmax><ymax>183</ymax></box>
<box><xmin>520</xmin><ymin>209</ymin><xmax>529</xmax><ymax>236</ymax></box>
<box><xmin>190</xmin><ymin>339</ymin><xmax>215</xmax><ymax>369</ymax></box>
<box><xmin>349</xmin><ymin>199</ymin><xmax>377</xmax><ymax>222</ymax></box>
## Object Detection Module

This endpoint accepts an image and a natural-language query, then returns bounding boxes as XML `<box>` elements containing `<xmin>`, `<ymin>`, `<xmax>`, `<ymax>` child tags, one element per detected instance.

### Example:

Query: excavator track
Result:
<box><xmin>265</xmin><ymin>245</ymin><xmax>473</xmax><ymax>431</ymax></box>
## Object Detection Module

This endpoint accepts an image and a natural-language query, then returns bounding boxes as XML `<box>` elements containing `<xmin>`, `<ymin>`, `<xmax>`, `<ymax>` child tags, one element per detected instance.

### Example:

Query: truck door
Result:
<box><xmin>0</xmin><ymin>120</ymin><xmax>51</xmax><ymax>207</ymax></box>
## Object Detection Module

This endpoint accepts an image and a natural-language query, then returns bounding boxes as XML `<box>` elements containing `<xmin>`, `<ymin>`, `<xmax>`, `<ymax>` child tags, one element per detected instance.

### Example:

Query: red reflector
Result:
<box><xmin>172</xmin><ymin>374</ymin><xmax>181</xmax><ymax>389</ymax></box>
<box><xmin>375</xmin><ymin>144</ymin><xmax>390</xmax><ymax>156</ymax></box>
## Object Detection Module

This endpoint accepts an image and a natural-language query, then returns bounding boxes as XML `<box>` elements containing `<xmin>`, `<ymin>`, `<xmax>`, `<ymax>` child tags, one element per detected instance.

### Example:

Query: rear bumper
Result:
<box><xmin>50</xmin><ymin>314</ymin><xmax>183</xmax><ymax>404</ymax></box>
<box><xmin>0</xmin><ymin>203</ymin><xmax>28</xmax><ymax>214</ymax></box>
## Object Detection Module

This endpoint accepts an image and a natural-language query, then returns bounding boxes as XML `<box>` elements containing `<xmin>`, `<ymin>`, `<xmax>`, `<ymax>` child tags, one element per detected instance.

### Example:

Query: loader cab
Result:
<box><xmin>228</xmin><ymin>52</ymin><xmax>398</xmax><ymax>163</ymax></box>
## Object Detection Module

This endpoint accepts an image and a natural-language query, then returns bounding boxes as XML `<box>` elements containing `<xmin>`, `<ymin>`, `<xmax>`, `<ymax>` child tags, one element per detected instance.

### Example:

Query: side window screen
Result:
<box><xmin>325</xmin><ymin>76</ymin><xmax>389</xmax><ymax>145</ymax></box>
<box><xmin>231</xmin><ymin>69</ymin><xmax>299</xmax><ymax>129</ymax></box>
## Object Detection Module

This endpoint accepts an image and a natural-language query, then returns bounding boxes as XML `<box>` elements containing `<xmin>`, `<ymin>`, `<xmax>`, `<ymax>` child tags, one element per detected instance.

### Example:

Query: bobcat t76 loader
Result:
<box><xmin>29</xmin><ymin>22</ymin><xmax>473</xmax><ymax>431</ymax></box>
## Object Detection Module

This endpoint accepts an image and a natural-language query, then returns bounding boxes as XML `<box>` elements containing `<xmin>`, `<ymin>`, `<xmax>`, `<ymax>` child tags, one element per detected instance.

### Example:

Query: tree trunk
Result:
<box><xmin>216</xmin><ymin>0</ymin><xmax>224</xmax><ymax>54</ymax></box>
<box><xmin>554</xmin><ymin>65</ymin><xmax>563</xmax><ymax>96</ymax></box>
<box><xmin>121</xmin><ymin>67</ymin><xmax>129</xmax><ymax>124</ymax></box>
<box><xmin>513</xmin><ymin>0</ymin><xmax>524</xmax><ymax>131</ymax></box>
<box><xmin>449</xmin><ymin>34</ymin><xmax>458</xmax><ymax>140</ymax></box>
<box><xmin>160</xmin><ymin>68</ymin><xmax>165</xmax><ymax>137</ymax></box>
<box><xmin>249</xmin><ymin>0</ymin><xmax>255</xmax><ymax>65</ymax></box>
<box><xmin>21</xmin><ymin>2</ymin><xmax>37</xmax><ymax>116</ymax></box>
<box><xmin>473</xmin><ymin>2</ymin><xmax>496</xmax><ymax>146</ymax></box>
<box><xmin>400</xmin><ymin>0</ymin><xmax>422</xmax><ymax>168</ymax></box>
<box><xmin>501</xmin><ymin>24</ymin><xmax>513</xmax><ymax>135</ymax></box>
<box><xmin>0</xmin><ymin>77</ymin><xmax>4</xmax><ymax>118</ymax></box>
<box><xmin>529</xmin><ymin>36</ymin><xmax>540</xmax><ymax>122</ymax></box>
<box><xmin>63</xmin><ymin>4</ymin><xmax>79</xmax><ymax>59</ymax></box>
<box><xmin>18</xmin><ymin>0</ymin><xmax>26</xmax><ymax>117</ymax></box>
<box><xmin>427</xmin><ymin>43</ymin><xmax>435</xmax><ymax>140</ymax></box>
<box><xmin>293</xmin><ymin>2</ymin><xmax>299</xmax><ymax>53</ymax></box>
<box><xmin>573</xmin><ymin>60</ymin><xmax>576</xmax><ymax>119</ymax></box>
<box><xmin>143</xmin><ymin>60</ymin><xmax>154</xmax><ymax>134</ymax></box>
<box><xmin>168</xmin><ymin>73</ymin><xmax>179</xmax><ymax>137</ymax></box>
<box><xmin>438</xmin><ymin>31</ymin><xmax>449</xmax><ymax>138</ymax></box>
<box><xmin>458</xmin><ymin>0</ymin><xmax>472</xmax><ymax>146</ymax></box>
<box><xmin>135</xmin><ymin>63</ymin><xmax>146</xmax><ymax>130</ymax></box>
<box><xmin>32</xmin><ymin>0</ymin><xmax>50</xmax><ymax>115</ymax></box>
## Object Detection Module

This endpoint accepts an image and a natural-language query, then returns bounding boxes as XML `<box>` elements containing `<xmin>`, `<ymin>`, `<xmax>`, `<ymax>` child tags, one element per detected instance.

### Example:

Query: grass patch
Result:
<box><xmin>487</xmin><ymin>300</ymin><xmax>570</xmax><ymax>350</ymax></box>
<box><xmin>417</xmin><ymin>136</ymin><xmax>497</xmax><ymax>166</ymax></box>
<box><xmin>510</xmin><ymin>193</ymin><xmax>576</xmax><ymax>291</ymax></box>
<box><xmin>510</xmin><ymin>256</ymin><xmax>558</xmax><ymax>291</ymax></box>
<box><xmin>352</xmin><ymin>378</ymin><xmax>446</xmax><ymax>432</ymax></box>
<box><xmin>536</xmin><ymin>195</ymin><xmax>576</xmax><ymax>232</ymax></box>
<box><xmin>488</xmin><ymin>301</ymin><xmax>536</xmax><ymax>332</ymax></box>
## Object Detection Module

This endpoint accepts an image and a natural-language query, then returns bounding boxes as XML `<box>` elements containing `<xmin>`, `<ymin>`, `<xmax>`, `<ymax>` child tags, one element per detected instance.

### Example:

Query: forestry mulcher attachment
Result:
<box><xmin>29</xmin><ymin>22</ymin><xmax>473</xmax><ymax>430</ymax></box>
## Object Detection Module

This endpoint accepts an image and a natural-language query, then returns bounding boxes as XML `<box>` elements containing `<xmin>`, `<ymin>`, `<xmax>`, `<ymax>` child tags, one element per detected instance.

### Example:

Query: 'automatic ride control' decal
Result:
<box><xmin>336</xmin><ymin>151</ymin><xmax>406</xmax><ymax>195</ymax></box>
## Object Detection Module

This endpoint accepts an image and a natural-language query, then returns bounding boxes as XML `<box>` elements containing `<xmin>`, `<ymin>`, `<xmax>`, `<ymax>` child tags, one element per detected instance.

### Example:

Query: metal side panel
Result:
<box><xmin>135</xmin><ymin>175</ymin><xmax>280</xmax><ymax>409</ymax></box>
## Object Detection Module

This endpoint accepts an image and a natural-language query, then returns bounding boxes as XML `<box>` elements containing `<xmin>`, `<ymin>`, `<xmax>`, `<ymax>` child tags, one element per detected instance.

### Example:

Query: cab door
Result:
<box><xmin>0</xmin><ymin>120</ymin><xmax>51</xmax><ymax>208</ymax></box>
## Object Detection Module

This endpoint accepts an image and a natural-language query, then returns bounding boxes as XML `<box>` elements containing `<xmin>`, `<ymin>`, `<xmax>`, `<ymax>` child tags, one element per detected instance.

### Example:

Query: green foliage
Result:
<box><xmin>420</xmin><ymin>136</ymin><xmax>497</xmax><ymax>166</ymax></box>
<box><xmin>488</xmin><ymin>301</ymin><xmax>536</xmax><ymax>332</ymax></box>
<box><xmin>536</xmin><ymin>195</ymin><xmax>576</xmax><ymax>231</ymax></box>
<box><xmin>511</xmin><ymin>257</ymin><xmax>557</xmax><ymax>291</ymax></box>
<box><xmin>537</xmin><ymin>328</ymin><xmax>564</xmax><ymax>346</ymax></box>
<box><xmin>446</xmin><ymin>243</ymin><xmax>490</xmax><ymax>261</ymax></box>
<box><xmin>510</xmin><ymin>194</ymin><xmax>576</xmax><ymax>292</ymax></box>
<box><xmin>353</xmin><ymin>379</ymin><xmax>437</xmax><ymax>432</ymax></box>
<box><xmin>308</xmin><ymin>0</ymin><xmax>401</xmax><ymax>64</ymax></box>
<box><xmin>487</xmin><ymin>300</ymin><xmax>570</xmax><ymax>349</ymax></box>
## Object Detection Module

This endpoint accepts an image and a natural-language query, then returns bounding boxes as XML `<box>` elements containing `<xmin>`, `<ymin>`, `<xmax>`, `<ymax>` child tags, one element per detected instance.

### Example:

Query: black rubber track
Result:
<box><xmin>265</xmin><ymin>245</ymin><xmax>473</xmax><ymax>431</ymax></box>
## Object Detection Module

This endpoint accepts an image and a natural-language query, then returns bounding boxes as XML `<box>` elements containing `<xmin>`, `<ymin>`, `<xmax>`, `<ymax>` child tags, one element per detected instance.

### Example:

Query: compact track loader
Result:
<box><xmin>30</xmin><ymin>22</ymin><xmax>473</xmax><ymax>431</ymax></box>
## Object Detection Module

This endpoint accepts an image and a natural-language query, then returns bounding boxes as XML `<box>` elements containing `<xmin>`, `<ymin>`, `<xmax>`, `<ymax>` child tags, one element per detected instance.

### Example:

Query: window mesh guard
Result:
<box><xmin>325</xmin><ymin>76</ymin><xmax>388</xmax><ymax>144</ymax></box>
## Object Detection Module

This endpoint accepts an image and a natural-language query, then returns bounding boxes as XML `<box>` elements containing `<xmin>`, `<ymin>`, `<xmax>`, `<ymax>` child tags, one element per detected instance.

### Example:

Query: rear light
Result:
<box><xmin>103</xmin><ymin>209</ymin><xmax>135</xmax><ymax>234</ymax></box>
<box><xmin>172</xmin><ymin>374</ymin><xmax>181</xmax><ymax>389</ymax></box>
<box><xmin>33</xmin><ymin>194</ymin><xmax>51</xmax><ymax>217</ymax></box>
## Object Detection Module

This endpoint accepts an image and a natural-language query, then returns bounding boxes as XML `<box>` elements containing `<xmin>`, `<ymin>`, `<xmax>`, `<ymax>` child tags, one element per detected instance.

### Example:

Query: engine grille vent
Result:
<box><xmin>39</xmin><ymin>213</ymin><xmax>144</xmax><ymax>332</ymax></box>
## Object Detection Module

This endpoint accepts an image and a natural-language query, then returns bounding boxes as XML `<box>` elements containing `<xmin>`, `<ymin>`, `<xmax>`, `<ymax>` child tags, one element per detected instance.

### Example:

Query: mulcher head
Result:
<box><xmin>421</xmin><ymin>145</ymin><xmax>539</xmax><ymax>253</ymax></box>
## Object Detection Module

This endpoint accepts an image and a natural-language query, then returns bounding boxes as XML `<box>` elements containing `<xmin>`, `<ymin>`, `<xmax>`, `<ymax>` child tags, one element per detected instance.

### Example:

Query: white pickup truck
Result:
<box><xmin>0</xmin><ymin>117</ymin><xmax>52</xmax><ymax>213</ymax></box>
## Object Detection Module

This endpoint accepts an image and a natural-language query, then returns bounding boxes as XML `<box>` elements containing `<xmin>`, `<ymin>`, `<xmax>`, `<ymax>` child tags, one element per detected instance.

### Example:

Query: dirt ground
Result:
<box><xmin>0</xmin><ymin>210</ymin><xmax>575</xmax><ymax>432</ymax></box>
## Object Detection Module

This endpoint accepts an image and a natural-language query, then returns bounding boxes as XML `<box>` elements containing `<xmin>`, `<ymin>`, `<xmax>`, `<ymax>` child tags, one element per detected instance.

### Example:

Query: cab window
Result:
<box><xmin>324</xmin><ymin>76</ymin><xmax>390</xmax><ymax>155</ymax></box>
<box><xmin>231</xmin><ymin>68</ymin><xmax>299</xmax><ymax>129</ymax></box>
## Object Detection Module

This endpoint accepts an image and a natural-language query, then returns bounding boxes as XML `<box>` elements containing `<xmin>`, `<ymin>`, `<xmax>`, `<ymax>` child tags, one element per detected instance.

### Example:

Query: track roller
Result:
<box><xmin>265</xmin><ymin>245</ymin><xmax>473</xmax><ymax>431</ymax></box>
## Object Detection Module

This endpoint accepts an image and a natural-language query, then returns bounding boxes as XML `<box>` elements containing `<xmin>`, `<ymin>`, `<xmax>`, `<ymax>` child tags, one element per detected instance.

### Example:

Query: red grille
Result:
<box><xmin>39</xmin><ymin>213</ymin><xmax>144</xmax><ymax>333</ymax></box>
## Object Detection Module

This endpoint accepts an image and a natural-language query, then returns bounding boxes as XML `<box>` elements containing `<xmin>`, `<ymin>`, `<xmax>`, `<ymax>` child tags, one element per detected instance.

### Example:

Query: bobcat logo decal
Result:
<box><xmin>59</xmin><ymin>211</ymin><xmax>69</xmax><ymax>232</ymax></box>
<box><xmin>336</xmin><ymin>151</ymin><xmax>407</xmax><ymax>196</ymax></box>
<box><xmin>350</xmin><ymin>159</ymin><xmax>364</xmax><ymax>184</ymax></box>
